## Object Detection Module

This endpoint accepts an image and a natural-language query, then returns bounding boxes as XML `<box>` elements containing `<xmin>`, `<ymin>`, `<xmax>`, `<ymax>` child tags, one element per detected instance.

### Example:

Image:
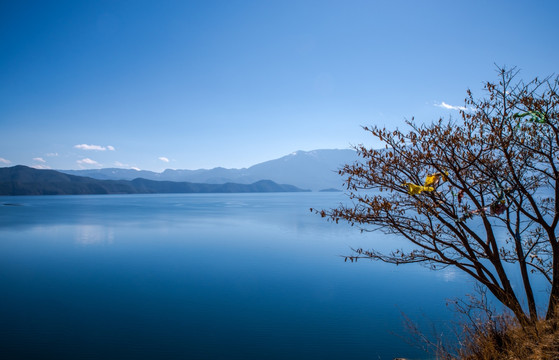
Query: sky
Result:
<box><xmin>1</xmin><ymin>0</ymin><xmax>558</xmax><ymax>172</ymax></box>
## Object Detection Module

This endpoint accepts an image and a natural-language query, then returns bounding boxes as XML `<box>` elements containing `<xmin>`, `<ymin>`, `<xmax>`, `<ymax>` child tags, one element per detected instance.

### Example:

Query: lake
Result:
<box><xmin>0</xmin><ymin>193</ymin><xmax>473</xmax><ymax>359</ymax></box>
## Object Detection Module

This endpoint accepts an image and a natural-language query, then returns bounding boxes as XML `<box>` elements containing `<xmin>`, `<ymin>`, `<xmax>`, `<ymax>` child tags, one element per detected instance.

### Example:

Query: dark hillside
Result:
<box><xmin>0</xmin><ymin>166</ymin><xmax>308</xmax><ymax>195</ymax></box>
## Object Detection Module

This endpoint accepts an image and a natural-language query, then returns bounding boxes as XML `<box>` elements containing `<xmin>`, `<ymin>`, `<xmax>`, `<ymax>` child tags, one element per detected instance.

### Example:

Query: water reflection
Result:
<box><xmin>74</xmin><ymin>225</ymin><xmax>114</xmax><ymax>245</ymax></box>
<box><xmin>437</xmin><ymin>267</ymin><xmax>459</xmax><ymax>282</ymax></box>
<box><xmin>0</xmin><ymin>193</ymin><xmax>471</xmax><ymax>360</ymax></box>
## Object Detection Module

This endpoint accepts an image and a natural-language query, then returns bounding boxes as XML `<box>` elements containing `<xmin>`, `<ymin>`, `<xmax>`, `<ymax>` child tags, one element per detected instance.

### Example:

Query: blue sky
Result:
<box><xmin>1</xmin><ymin>0</ymin><xmax>558</xmax><ymax>171</ymax></box>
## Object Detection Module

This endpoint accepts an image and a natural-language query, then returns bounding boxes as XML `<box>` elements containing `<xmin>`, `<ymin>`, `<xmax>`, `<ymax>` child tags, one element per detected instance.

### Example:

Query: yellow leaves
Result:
<box><xmin>403</xmin><ymin>182</ymin><xmax>435</xmax><ymax>195</ymax></box>
<box><xmin>424</xmin><ymin>171</ymin><xmax>448</xmax><ymax>187</ymax></box>
<box><xmin>403</xmin><ymin>170</ymin><xmax>449</xmax><ymax>195</ymax></box>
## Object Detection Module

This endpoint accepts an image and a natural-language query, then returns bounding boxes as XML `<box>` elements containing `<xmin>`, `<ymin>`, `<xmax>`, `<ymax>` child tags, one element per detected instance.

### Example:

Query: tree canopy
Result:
<box><xmin>319</xmin><ymin>68</ymin><xmax>559</xmax><ymax>328</ymax></box>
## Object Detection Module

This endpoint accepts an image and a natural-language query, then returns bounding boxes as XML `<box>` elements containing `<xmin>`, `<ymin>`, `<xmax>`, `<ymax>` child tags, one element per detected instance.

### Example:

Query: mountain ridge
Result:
<box><xmin>0</xmin><ymin>166</ymin><xmax>308</xmax><ymax>196</ymax></box>
<box><xmin>59</xmin><ymin>149</ymin><xmax>357</xmax><ymax>191</ymax></box>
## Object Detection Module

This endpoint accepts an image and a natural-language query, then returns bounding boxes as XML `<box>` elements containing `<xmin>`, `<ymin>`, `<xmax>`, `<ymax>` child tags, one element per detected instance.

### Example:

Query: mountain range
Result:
<box><xmin>60</xmin><ymin>149</ymin><xmax>358</xmax><ymax>191</ymax></box>
<box><xmin>0</xmin><ymin>166</ymin><xmax>307</xmax><ymax>196</ymax></box>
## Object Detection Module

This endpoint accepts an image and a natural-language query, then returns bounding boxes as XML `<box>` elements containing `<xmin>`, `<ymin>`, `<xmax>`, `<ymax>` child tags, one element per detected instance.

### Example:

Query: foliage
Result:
<box><xmin>317</xmin><ymin>67</ymin><xmax>559</xmax><ymax>329</ymax></box>
<box><xmin>456</xmin><ymin>312</ymin><xmax>559</xmax><ymax>359</ymax></box>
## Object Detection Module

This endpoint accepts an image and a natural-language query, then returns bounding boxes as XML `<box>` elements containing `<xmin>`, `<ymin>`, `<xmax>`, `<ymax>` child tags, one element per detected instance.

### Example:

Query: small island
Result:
<box><xmin>318</xmin><ymin>188</ymin><xmax>342</xmax><ymax>192</ymax></box>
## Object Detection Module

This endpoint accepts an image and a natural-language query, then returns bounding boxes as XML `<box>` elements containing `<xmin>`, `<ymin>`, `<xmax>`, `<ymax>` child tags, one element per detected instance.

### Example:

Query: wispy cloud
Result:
<box><xmin>75</xmin><ymin>144</ymin><xmax>105</xmax><ymax>151</ymax></box>
<box><xmin>74</xmin><ymin>144</ymin><xmax>115</xmax><ymax>151</ymax></box>
<box><xmin>113</xmin><ymin>161</ymin><xmax>137</xmax><ymax>169</ymax></box>
<box><xmin>33</xmin><ymin>157</ymin><xmax>46</xmax><ymax>163</ymax></box>
<box><xmin>435</xmin><ymin>101</ymin><xmax>467</xmax><ymax>111</ymax></box>
<box><xmin>77</xmin><ymin>158</ymin><xmax>101</xmax><ymax>166</ymax></box>
<box><xmin>31</xmin><ymin>164</ymin><xmax>51</xmax><ymax>169</ymax></box>
<box><xmin>158</xmin><ymin>157</ymin><xmax>170</xmax><ymax>163</ymax></box>
<box><xmin>46</xmin><ymin>152</ymin><xmax>59</xmax><ymax>157</ymax></box>
<box><xmin>0</xmin><ymin>157</ymin><xmax>11</xmax><ymax>164</ymax></box>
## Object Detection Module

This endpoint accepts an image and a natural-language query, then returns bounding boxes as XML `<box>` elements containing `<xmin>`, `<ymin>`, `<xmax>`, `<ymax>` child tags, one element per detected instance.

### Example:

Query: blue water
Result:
<box><xmin>0</xmin><ymin>193</ymin><xmax>472</xmax><ymax>359</ymax></box>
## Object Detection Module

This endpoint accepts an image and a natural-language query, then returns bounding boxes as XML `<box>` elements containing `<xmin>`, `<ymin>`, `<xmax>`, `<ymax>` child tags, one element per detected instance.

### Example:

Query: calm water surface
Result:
<box><xmin>0</xmin><ymin>193</ymin><xmax>472</xmax><ymax>359</ymax></box>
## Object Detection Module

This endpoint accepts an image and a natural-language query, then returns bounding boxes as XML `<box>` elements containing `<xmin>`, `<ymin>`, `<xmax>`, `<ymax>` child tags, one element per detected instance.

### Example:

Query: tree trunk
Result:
<box><xmin>487</xmin><ymin>282</ymin><xmax>531</xmax><ymax>328</ymax></box>
<box><xmin>514</xmin><ymin>231</ymin><xmax>538</xmax><ymax>321</ymax></box>
<box><xmin>546</xmin><ymin>249</ymin><xmax>559</xmax><ymax>320</ymax></box>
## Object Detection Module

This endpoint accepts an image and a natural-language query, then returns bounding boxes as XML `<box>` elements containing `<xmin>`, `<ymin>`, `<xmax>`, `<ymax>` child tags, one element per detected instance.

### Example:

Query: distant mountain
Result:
<box><xmin>60</xmin><ymin>149</ymin><xmax>358</xmax><ymax>191</ymax></box>
<box><xmin>244</xmin><ymin>149</ymin><xmax>356</xmax><ymax>191</ymax></box>
<box><xmin>59</xmin><ymin>168</ymin><xmax>163</xmax><ymax>181</ymax></box>
<box><xmin>0</xmin><ymin>166</ymin><xmax>308</xmax><ymax>196</ymax></box>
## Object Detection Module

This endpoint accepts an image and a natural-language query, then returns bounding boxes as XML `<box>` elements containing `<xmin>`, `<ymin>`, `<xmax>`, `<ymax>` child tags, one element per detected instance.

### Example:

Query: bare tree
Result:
<box><xmin>317</xmin><ymin>68</ymin><xmax>559</xmax><ymax>328</ymax></box>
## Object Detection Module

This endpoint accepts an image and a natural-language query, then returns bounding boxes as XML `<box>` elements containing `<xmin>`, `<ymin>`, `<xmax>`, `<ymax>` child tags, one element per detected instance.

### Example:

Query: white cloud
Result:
<box><xmin>0</xmin><ymin>157</ymin><xmax>11</xmax><ymax>164</ymax></box>
<box><xmin>46</xmin><ymin>152</ymin><xmax>59</xmax><ymax>157</ymax></box>
<box><xmin>77</xmin><ymin>158</ymin><xmax>101</xmax><ymax>166</ymax></box>
<box><xmin>114</xmin><ymin>161</ymin><xmax>141</xmax><ymax>170</ymax></box>
<box><xmin>74</xmin><ymin>144</ymin><xmax>115</xmax><ymax>151</ymax></box>
<box><xmin>31</xmin><ymin>164</ymin><xmax>51</xmax><ymax>169</ymax></box>
<box><xmin>158</xmin><ymin>157</ymin><xmax>170</xmax><ymax>163</ymax></box>
<box><xmin>33</xmin><ymin>157</ymin><xmax>46</xmax><ymax>163</ymax></box>
<box><xmin>435</xmin><ymin>101</ymin><xmax>467</xmax><ymax>111</ymax></box>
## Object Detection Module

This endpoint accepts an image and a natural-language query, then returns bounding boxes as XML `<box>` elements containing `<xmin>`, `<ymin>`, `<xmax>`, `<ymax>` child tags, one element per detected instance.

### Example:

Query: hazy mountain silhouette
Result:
<box><xmin>60</xmin><ymin>149</ymin><xmax>357</xmax><ymax>191</ymax></box>
<box><xmin>0</xmin><ymin>166</ymin><xmax>308</xmax><ymax>196</ymax></box>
